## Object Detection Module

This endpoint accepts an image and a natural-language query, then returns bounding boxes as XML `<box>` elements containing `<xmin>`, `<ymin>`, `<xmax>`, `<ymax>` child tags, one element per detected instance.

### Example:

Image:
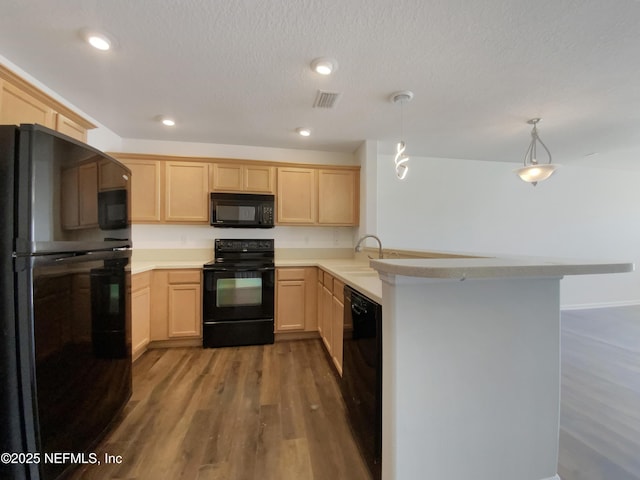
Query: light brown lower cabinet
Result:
<box><xmin>148</xmin><ymin>269</ymin><xmax>202</xmax><ymax>345</ymax></box>
<box><xmin>167</xmin><ymin>271</ymin><xmax>202</xmax><ymax>337</ymax></box>
<box><xmin>275</xmin><ymin>267</ymin><xmax>317</xmax><ymax>333</ymax></box>
<box><xmin>331</xmin><ymin>278</ymin><xmax>345</xmax><ymax>375</ymax></box>
<box><xmin>318</xmin><ymin>269</ymin><xmax>346</xmax><ymax>375</ymax></box>
<box><xmin>322</xmin><ymin>281</ymin><xmax>333</xmax><ymax>354</ymax></box>
<box><xmin>131</xmin><ymin>272</ymin><xmax>151</xmax><ymax>361</ymax></box>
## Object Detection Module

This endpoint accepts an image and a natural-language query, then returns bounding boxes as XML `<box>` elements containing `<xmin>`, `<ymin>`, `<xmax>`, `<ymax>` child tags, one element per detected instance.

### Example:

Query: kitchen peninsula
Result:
<box><xmin>369</xmin><ymin>255</ymin><xmax>633</xmax><ymax>480</ymax></box>
<box><xmin>130</xmin><ymin>245</ymin><xmax>632</xmax><ymax>480</ymax></box>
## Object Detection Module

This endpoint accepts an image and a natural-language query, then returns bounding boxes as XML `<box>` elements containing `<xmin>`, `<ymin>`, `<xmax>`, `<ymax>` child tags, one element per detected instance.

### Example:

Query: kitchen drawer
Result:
<box><xmin>168</xmin><ymin>270</ymin><xmax>201</xmax><ymax>284</ymax></box>
<box><xmin>333</xmin><ymin>279</ymin><xmax>345</xmax><ymax>302</ymax></box>
<box><xmin>323</xmin><ymin>271</ymin><xmax>333</xmax><ymax>287</ymax></box>
<box><xmin>277</xmin><ymin>268</ymin><xmax>306</xmax><ymax>281</ymax></box>
<box><xmin>132</xmin><ymin>271</ymin><xmax>152</xmax><ymax>290</ymax></box>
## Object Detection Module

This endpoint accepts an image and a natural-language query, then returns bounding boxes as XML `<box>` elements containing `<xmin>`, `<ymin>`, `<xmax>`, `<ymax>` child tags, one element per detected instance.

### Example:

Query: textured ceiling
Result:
<box><xmin>1</xmin><ymin>0</ymin><xmax>640</xmax><ymax>167</ymax></box>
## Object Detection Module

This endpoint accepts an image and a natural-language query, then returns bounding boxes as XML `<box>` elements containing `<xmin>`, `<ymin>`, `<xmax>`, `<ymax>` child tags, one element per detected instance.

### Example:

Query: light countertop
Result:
<box><xmin>370</xmin><ymin>255</ymin><xmax>633</xmax><ymax>280</ymax></box>
<box><xmin>130</xmin><ymin>248</ymin><xmax>633</xmax><ymax>305</ymax></box>
<box><xmin>276</xmin><ymin>258</ymin><xmax>383</xmax><ymax>302</ymax></box>
<box><xmin>130</xmin><ymin>254</ymin><xmax>384</xmax><ymax>303</ymax></box>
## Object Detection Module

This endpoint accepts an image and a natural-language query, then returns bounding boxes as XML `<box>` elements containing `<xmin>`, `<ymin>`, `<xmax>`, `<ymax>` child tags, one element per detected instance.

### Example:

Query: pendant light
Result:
<box><xmin>515</xmin><ymin>118</ymin><xmax>557</xmax><ymax>186</ymax></box>
<box><xmin>390</xmin><ymin>91</ymin><xmax>413</xmax><ymax>180</ymax></box>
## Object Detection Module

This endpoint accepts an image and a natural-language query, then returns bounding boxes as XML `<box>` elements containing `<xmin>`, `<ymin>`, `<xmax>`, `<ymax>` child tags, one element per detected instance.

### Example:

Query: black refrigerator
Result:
<box><xmin>0</xmin><ymin>124</ymin><xmax>132</xmax><ymax>480</ymax></box>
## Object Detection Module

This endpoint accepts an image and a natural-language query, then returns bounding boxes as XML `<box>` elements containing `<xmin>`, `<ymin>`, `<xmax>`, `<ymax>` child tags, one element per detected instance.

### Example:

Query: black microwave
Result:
<box><xmin>210</xmin><ymin>192</ymin><xmax>275</xmax><ymax>228</ymax></box>
<box><xmin>98</xmin><ymin>189</ymin><xmax>129</xmax><ymax>230</ymax></box>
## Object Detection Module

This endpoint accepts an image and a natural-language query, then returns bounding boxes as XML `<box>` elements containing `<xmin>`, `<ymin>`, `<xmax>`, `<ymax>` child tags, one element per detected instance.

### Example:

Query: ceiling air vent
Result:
<box><xmin>313</xmin><ymin>90</ymin><xmax>342</xmax><ymax>109</ymax></box>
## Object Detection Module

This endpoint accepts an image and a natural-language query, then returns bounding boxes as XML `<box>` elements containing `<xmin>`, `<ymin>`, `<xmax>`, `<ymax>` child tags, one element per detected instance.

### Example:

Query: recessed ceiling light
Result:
<box><xmin>88</xmin><ymin>34</ymin><xmax>111</xmax><ymax>51</ymax></box>
<box><xmin>161</xmin><ymin>118</ymin><xmax>176</xmax><ymax>127</ymax></box>
<box><xmin>81</xmin><ymin>29</ymin><xmax>114</xmax><ymax>51</ymax></box>
<box><xmin>310</xmin><ymin>57</ymin><xmax>337</xmax><ymax>75</ymax></box>
<box><xmin>296</xmin><ymin>127</ymin><xmax>311</xmax><ymax>137</ymax></box>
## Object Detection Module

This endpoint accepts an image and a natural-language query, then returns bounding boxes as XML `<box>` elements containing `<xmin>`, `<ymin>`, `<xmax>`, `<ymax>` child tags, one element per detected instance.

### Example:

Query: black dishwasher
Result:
<box><xmin>342</xmin><ymin>286</ymin><xmax>382</xmax><ymax>480</ymax></box>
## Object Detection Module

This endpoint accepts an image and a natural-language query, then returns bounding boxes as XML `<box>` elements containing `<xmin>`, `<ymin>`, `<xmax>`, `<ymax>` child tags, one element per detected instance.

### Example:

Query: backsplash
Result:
<box><xmin>131</xmin><ymin>224</ymin><xmax>357</xmax><ymax>250</ymax></box>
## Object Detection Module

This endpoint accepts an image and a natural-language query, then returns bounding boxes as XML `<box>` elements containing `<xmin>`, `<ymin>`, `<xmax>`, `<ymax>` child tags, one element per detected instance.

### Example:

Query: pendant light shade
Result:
<box><xmin>515</xmin><ymin>118</ymin><xmax>557</xmax><ymax>186</ymax></box>
<box><xmin>390</xmin><ymin>90</ymin><xmax>413</xmax><ymax>180</ymax></box>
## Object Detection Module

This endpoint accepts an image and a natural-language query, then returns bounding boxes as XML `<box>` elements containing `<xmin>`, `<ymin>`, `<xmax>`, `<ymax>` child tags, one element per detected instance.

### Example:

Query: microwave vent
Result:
<box><xmin>313</xmin><ymin>90</ymin><xmax>342</xmax><ymax>109</ymax></box>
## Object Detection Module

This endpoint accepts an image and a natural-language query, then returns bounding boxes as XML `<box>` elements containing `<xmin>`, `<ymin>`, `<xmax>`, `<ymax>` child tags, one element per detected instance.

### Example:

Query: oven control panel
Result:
<box><xmin>214</xmin><ymin>238</ymin><xmax>274</xmax><ymax>253</ymax></box>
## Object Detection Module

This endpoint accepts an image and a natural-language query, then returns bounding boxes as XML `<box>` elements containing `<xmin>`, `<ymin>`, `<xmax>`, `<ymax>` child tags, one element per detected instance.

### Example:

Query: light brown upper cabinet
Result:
<box><xmin>119</xmin><ymin>158</ymin><xmax>162</xmax><ymax>222</ymax></box>
<box><xmin>277</xmin><ymin>166</ymin><xmax>360</xmax><ymax>226</ymax></box>
<box><xmin>0</xmin><ymin>79</ymin><xmax>55</xmax><ymax>129</ymax></box>
<box><xmin>211</xmin><ymin>162</ymin><xmax>275</xmax><ymax>194</ymax></box>
<box><xmin>113</xmin><ymin>157</ymin><xmax>209</xmax><ymax>224</ymax></box>
<box><xmin>55</xmin><ymin>113</ymin><xmax>87</xmax><ymax>143</ymax></box>
<box><xmin>98</xmin><ymin>159</ymin><xmax>128</xmax><ymax>191</ymax></box>
<box><xmin>318</xmin><ymin>169</ymin><xmax>359</xmax><ymax>225</ymax></box>
<box><xmin>0</xmin><ymin>65</ymin><xmax>94</xmax><ymax>139</ymax></box>
<box><xmin>277</xmin><ymin>167</ymin><xmax>317</xmax><ymax>224</ymax></box>
<box><xmin>165</xmin><ymin>161</ymin><xmax>210</xmax><ymax>223</ymax></box>
<box><xmin>112</xmin><ymin>152</ymin><xmax>360</xmax><ymax>226</ymax></box>
<box><xmin>60</xmin><ymin>162</ymin><xmax>99</xmax><ymax>229</ymax></box>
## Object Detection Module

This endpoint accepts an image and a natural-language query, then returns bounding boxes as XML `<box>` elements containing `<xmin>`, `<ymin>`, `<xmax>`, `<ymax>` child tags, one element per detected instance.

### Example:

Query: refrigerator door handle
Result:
<box><xmin>32</xmin><ymin>249</ymin><xmax>131</xmax><ymax>267</ymax></box>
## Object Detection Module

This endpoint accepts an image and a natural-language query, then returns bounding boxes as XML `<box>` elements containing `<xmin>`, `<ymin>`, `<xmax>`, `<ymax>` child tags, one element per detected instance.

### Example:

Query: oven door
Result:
<box><xmin>203</xmin><ymin>267</ymin><xmax>275</xmax><ymax>321</ymax></box>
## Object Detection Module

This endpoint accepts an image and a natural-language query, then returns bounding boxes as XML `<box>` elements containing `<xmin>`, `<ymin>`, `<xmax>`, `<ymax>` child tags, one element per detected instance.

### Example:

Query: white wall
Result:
<box><xmin>375</xmin><ymin>153</ymin><xmax>640</xmax><ymax>308</ymax></box>
<box><xmin>0</xmin><ymin>55</ymin><xmax>123</xmax><ymax>152</ymax></box>
<box><xmin>120</xmin><ymin>138</ymin><xmax>356</xmax><ymax>165</ymax></box>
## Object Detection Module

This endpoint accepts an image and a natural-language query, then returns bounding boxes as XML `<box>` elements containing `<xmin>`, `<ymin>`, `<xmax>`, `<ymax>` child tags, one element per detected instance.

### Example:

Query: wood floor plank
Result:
<box><xmin>558</xmin><ymin>306</ymin><xmax>640</xmax><ymax>480</ymax></box>
<box><xmin>278</xmin><ymin>438</ymin><xmax>315</xmax><ymax>480</ymax></box>
<box><xmin>67</xmin><ymin>340</ymin><xmax>371</xmax><ymax>480</ymax></box>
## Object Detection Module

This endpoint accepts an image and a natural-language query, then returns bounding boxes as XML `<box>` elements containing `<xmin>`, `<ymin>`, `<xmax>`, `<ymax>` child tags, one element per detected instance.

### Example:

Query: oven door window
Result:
<box><xmin>204</xmin><ymin>269</ymin><xmax>274</xmax><ymax>321</ymax></box>
<box><xmin>217</xmin><ymin>276</ymin><xmax>262</xmax><ymax>307</ymax></box>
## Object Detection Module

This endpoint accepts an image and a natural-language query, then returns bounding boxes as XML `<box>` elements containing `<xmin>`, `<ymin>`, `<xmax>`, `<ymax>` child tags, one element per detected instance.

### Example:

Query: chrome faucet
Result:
<box><xmin>355</xmin><ymin>234</ymin><xmax>383</xmax><ymax>259</ymax></box>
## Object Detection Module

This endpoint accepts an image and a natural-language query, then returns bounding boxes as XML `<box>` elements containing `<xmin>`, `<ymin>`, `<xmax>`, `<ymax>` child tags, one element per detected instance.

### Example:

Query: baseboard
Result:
<box><xmin>275</xmin><ymin>331</ymin><xmax>320</xmax><ymax>342</ymax></box>
<box><xmin>561</xmin><ymin>300</ymin><xmax>640</xmax><ymax>311</ymax></box>
<box><xmin>147</xmin><ymin>338</ymin><xmax>202</xmax><ymax>349</ymax></box>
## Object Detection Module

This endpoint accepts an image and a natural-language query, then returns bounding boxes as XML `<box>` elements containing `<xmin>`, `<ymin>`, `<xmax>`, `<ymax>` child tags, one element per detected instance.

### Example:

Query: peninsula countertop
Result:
<box><xmin>129</xmin><ymin>248</ymin><xmax>634</xmax><ymax>305</ymax></box>
<box><xmin>370</xmin><ymin>255</ymin><xmax>634</xmax><ymax>280</ymax></box>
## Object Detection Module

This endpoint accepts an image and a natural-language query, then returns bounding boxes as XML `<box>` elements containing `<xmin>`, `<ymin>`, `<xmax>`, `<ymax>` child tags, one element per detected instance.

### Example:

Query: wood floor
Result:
<box><xmin>68</xmin><ymin>305</ymin><xmax>640</xmax><ymax>480</ymax></box>
<box><xmin>558</xmin><ymin>305</ymin><xmax>640</xmax><ymax>480</ymax></box>
<box><xmin>69</xmin><ymin>340</ymin><xmax>371</xmax><ymax>480</ymax></box>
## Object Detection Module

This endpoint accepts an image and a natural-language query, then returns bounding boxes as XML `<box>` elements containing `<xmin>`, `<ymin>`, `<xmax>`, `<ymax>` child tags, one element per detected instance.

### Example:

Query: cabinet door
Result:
<box><xmin>150</xmin><ymin>270</ymin><xmax>169</xmax><ymax>340</ymax></box>
<box><xmin>332</xmin><ymin>295</ymin><xmax>344</xmax><ymax>376</ymax></box>
<box><xmin>0</xmin><ymin>80</ymin><xmax>55</xmax><ymax>128</ymax></box>
<box><xmin>55</xmin><ymin>112</ymin><xmax>87</xmax><ymax>142</ymax></box>
<box><xmin>131</xmin><ymin>285</ymin><xmax>151</xmax><ymax>360</ymax></box>
<box><xmin>165</xmin><ymin>162</ymin><xmax>209</xmax><ymax>222</ymax></box>
<box><xmin>78</xmin><ymin>162</ymin><xmax>98</xmax><ymax>226</ymax></box>
<box><xmin>276</xmin><ymin>267</ymin><xmax>317</xmax><ymax>332</ymax></box>
<box><xmin>318</xmin><ymin>169</ymin><xmax>358</xmax><ymax>225</ymax></box>
<box><xmin>245</xmin><ymin>165</ymin><xmax>275</xmax><ymax>193</ymax></box>
<box><xmin>276</xmin><ymin>279</ymin><xmax>306</xmax><ymax>331</ymax></box>
<box><xmin>277</xmin><ymin>167</ymin><xmax>317</xmax><ymax>224</ymax></box>
<box><xmin>168</xmin><ymin>283</ymin><xmax>202</xmax><ymax>337</ymax></box>
<box><xmin>61</xmin><ymin>167</ymin><xmax>79</xmax><ymax>229</ymax></box>
<box><xmin>121</xmin><ymin>159</ymin><xmax>162</xmax><ymax>222</ymax></box>
<box><xmin>99</xmin><ymin>159</ymin><xmax>128</xmax><ymax>191</ymax></box>
<box><xmin>322</xmin><ymin>284</ymin><xmax>333</xmax><ymax>353</ymax></box>
<box><xmin>211</xmin><ymin>163</ymin><xmax>243</xmax><ymax>192</ymax></box>
<box><xmin>317</xmin><ymin>278</ymin><xmax>324</xmax><ymax>337</ymax></box>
